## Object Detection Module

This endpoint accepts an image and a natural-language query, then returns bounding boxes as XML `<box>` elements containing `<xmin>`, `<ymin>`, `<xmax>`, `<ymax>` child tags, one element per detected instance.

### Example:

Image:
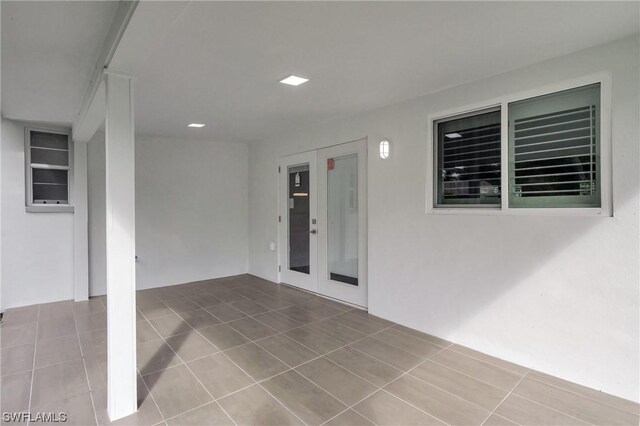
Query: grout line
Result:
<box><xmin>480</xmin><ymin>370</ymin><xmax>529</xmax><ymax>426</ymax></box>
<box><xmin>523</xmin><ymin>374</ymin><xmax>640</xmax><ymax>417</ymax></box>
<box><xmin>25</xmin><ymin>304</ymin><xmax>40</xmax><ymax>426</ymax></box>
<box><xmin>71</xmin><ymin>307</ymin><xmax>100</xmax><ymax>426</ymax></box>
<box><xmin>143</xmin><ymin>308</ymin><xmax>237</xmax><ymax>426</ymax></box>
<box><xmin>137</xmin><ymin>370</ymin><xmax>168</xmax><ymax>426</ymax></box>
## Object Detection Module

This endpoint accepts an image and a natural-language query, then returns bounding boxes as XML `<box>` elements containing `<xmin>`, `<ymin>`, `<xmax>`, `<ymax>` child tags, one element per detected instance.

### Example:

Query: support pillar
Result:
<box><xmin>105</xmin><ymin>71</ymin><xmax>137</xmax><ymax>421</ymax></box>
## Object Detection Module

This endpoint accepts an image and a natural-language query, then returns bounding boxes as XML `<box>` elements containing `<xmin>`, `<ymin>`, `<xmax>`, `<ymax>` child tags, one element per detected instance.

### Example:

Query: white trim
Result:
<box><xmin>426</xmin><ymin>72</ymin><xmax>612</xmax><ymax>217</ymax></box>
<box><xmin>24</xmin><ymin>126</ymin><xmax>74</xmax><ymax>213</ymax></box>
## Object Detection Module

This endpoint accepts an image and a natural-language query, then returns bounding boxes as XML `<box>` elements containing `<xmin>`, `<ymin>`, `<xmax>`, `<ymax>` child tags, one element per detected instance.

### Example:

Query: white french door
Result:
<box><xmin>279</xmin><ymin>139</ymin><xmax>367</xmax><ymax>308</ymax></box>
<box><xmin>278</xmin><ymin>151</ymin><xmax>318</xmax><ymax>293</ymax></box>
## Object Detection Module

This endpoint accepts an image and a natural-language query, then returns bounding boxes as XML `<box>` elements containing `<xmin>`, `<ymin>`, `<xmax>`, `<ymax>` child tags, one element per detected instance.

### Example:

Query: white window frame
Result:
<box><xmin>426</xmin><ymin>72</ymin><xmax>612</xmax><ymax>217</ymax></box>
<box><xmin>24</xmin><ymin>126</ymin><xmax>75</xmax><ymax>213</ymax></box>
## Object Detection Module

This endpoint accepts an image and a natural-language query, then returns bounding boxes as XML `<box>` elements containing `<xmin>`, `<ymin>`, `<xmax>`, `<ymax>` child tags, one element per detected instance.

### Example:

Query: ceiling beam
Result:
<box><xmin>73</xmin><ymin>0</ymin><xmax>138</xmax><ymax>143</ymax></box>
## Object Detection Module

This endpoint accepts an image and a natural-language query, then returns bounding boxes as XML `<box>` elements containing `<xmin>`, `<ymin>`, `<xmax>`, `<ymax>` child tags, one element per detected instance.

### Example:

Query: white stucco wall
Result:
<box><xmin>88</xmin><ymin>133</ymin><xmax>249</xmax><ymax>295</ymax></box>
<box><xmin>247</xmin><ymin>36</ymin><xmax>640</xmax><ymax>402</ymax></box>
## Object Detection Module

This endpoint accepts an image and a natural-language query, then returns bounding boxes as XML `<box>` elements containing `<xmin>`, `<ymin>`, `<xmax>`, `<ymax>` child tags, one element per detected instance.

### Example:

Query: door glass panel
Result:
<box><xmin>327</xmin><ymin>154</ymin><xmax>358</xmax><ymax>285</ymax></box>
<box><xmin>288</xmin><ymin>164</ymin><xmax>310</xmax><ymax>274</ymax></box>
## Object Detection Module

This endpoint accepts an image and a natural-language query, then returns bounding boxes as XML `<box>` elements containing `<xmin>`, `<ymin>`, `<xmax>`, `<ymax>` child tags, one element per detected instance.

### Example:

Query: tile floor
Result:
<box><xmin>1</xmin><ymin>274</ymin><xmax>638</xmax><ymax>425</ymax></box>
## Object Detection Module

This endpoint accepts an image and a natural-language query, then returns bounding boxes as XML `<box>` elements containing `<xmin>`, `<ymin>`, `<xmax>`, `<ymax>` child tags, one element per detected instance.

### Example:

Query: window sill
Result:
<box><xmin>427</xmin><ymin>207</ymin><xmax>611</xmax><ymax>217</ymax></box>
<box><xmin>26</xmin><ymin>205</ymin><xmax>74</xmax><ymax>213</ymax></box>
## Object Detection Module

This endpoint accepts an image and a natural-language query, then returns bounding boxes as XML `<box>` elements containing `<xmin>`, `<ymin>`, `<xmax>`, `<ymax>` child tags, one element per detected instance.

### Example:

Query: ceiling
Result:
<box><xmin>1</xmin><ymin>1</ymin><xmax>119</xmax><ymax>125</ymax></box>
<box><xmin>2</xmin><ymin>2</ymin><xmax>639</xmax><ymax>143</ymax></box>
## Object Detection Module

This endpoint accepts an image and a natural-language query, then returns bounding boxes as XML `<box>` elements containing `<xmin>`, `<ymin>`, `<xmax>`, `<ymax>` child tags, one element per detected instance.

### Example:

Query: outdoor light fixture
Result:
<box><xmin>188</xmin><ymin>123</ymin><xmax>205</xmax><ymax>128</ymax></box>
<box><xmin>379</xmin><ymin>139</ymin><xmax>390</xmax><ymax>159</ymax></box>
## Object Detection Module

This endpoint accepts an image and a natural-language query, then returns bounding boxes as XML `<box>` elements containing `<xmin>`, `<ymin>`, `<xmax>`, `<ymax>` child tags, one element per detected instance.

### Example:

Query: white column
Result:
<box><xmin>105</xmin><ymin>71</ymin><xmax>137</xmax><ymax>421</ymax></box>
<box><xmin>73</xmin><ymin>141</ymin><xmax>89</xmax><ymax>301</ymax></box>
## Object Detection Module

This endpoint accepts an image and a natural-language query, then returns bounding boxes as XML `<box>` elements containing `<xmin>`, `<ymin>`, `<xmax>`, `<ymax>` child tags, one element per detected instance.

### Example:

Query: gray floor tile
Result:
<box><xmin>391</xmin><ymin>324</ymin><xmax>452</xmax><ymax>347</ymax></box>
<box><xmin>325</xmin><ymin>346</ymin><xmax>403</xmax><ymax>387</ymax></box>
<box><xmin>32</xmin><ymin>392</ymin><xmax>96</xmax><ymax>426</ymax></box>
<box><xmin>177</xmin><ymin>309</ymin><xmax>221</xmax><ymax>329</ymax></box>
<box><xmin>31</xmin><ymin>360</ymin><xmax>89</xmax><ymax>407</ymax></box>
<box><xmin>162</xmin><ymin>296</ymin><xmax>201</xmax><ymax>313</ymax></box>
<box><xmin>35</xmin><ymin>334</ymin><xmax>82</xmax><ymax>368</ymax></box>
<box><xmin>275</xmin><ymin>306</ymin><xmax>323</xmax><ymax>324</ymax></box>
<box><xmin>229</xmin><ymin>299</ymin><xmax>269</xmax><ymax>316</ymax></box>
<box><xmin>218</xmin><ymin>384</ymin><xmax>303</xmax><ymax>426</ymax></box>
<box><xmin>149</xmin><ymin>313</ymin><xmax>194</xmax><ymax>338</ymax></box>
<box><xmin>527</xmin><ymin>369</ymin><xmax>640</xmax><ymax>415</ymax></box>
<box><xmin>37</xmin><ymin>315</ymin><xmax>77</xmax><ymax>341</ymax></box>
<box><xmin>351</xmin><ymin>337</ymin><xmax>423</xmax><ymax>371</ymax></box>
<box><xmin>296</xmin><ymin>357</ymin><xmax>377</xmax><ymax>406</ymax></box>
<box><xmin>137</xmin><ymin>321</ymin><xmax>162</xmax><ymax>344</ymax></box>
<box><xmin>75</xmin><ymin>311</ymin><xmax>107</xmax><ymax>333</ymax></box>
<box><xmin>204</xmin><ymin>303</ymin><xmax>247</xmax><ymax>322</ymax></box>
<box><xmin>262</xmin><ymin>370</ymin><xmax>346</xmax><ymax>426</ymax></box>
<box><xmin>324</xmin><ymin>409</ymin><xmax>375</xmax><ymax>426</ymax></box>
<box><xmin>143</xmin><ymin>364</ymin><xmax>212</xmax><ymax>419</ymax></box>
<box><xmin>284</xmin><ymin>327</ymin><xmax>344</xmax><ymax>355</ymax></box>
<box><xmin>252</xmin><ymin>311</ymin><xmax>302</xmax><ymax>332</ymax></box>
<box><xmin>198</xmin><ymin>324</ymin><xmax>249</xmax><ymax>350</ymax></box>
<box><xmin>496</xmin><ymin>394</ymin><xmax>590</xmax><ymax>425</ymax></box>
<box><xmin>512</xmin><ymin>377</ymin><xmax>639</xmax><ymax>425</ymax></box>
<box><xmin>384</xmin><ymin>374</ymin><xmax>490</xmax><ymax>425</ymax></box>
<box><xmin>164</xmin><ymin>331</ymin><xmax>219</xmax><ymax>361</ymax></box>
<box><xmin>1</xmin><ymin>343</ymin><xmax>35</xmax><ymax>376</ymax></box>
<box><xmin>304</xmin><ymin>318</ymin><xmax>367</xmax><ymax>344</ymax></box>
<box><xmin>482</xmin><ymin>413</ymin><xmax>519</xmax><ymax>426</ymax></box>
<box><xmin>431</xmin><ymin>349</ymin><xmax>521</xmax><ymax>391</ymax></box>
<box><xmin>410</xmin><ymin>360</ymin><xmax>507</xmax><ymax>411</ymax></box>
<box><xmin>1</xmin><ymin>305</ymin><xmax>39</xmax><ymax>327</ymax></box>
<box><xmin>0</xmin><ymin>370</ymin><xmax>32</xmax><ymax>412</ymax></box>
<box><xmin>39</xmin><ymin>300</ymin><xmax>73</xmax><ymax>321</ymax></box>
<box><xmin>228</xmin><ymin>317</ymin><xmax>278</xmax><ymax>340</ymax></box>
<box><xmin>72</xmin><ymin>299</ymin><xmax>106</xmax><ymax>316</ymax></box>
<box><xmin>79</xmin><ymin>329</ymin><xmax>107</xmax><ymax>357</ymax></box>
<box><xmin>225</xmin><ymin>343</ymin><xmax>289</xmax><ymax>381</ymax></box>
<box><xmin>166</xmin><ymin>401</ymin><xmax>233</xmax><ymax>425</ymax></box>
<box><xmin>450</xmin><ymin>344</ymin><xmax>529</xmax><ymax>376</ymax></box>
<box><xmin>187</xmin><ymin>353</ymin><xmax>253</xmax><ymax>399</ymax></box>
<box><xmin>353</xmin><ymin>390</ymin><xmax>445</xmax><ymax>425</ymax></box>
<box><xmin>93</xmin><ymin>377</ymin><xmax>163</xmax><ymax>426</ymax></box>
<box><xmin>137</xmin><ymin>339</ymin><xmax>182</xmax><ymax>375</ymax></box>
<box><xmin>84</xmin><ymin>352</ymin><xmax>107</xmax><ymax>391</ymax></box>
<box><xmin>370</xmin><ymin>327</ymin><xmax>445</xmax><ymax>358</ymax></box>
<box><xmin>331</xmin><ymin>311</ymin><xmax>389</xmax><ymax>335</ymax></box>
<box><xmin>255</xmin><ymin>334</ymin><xmax>319</xmax><ymax>368</ymax></box>
<box><xmin>0</xmin><ymin>322</ymin><xmax>37</xmax><ymax>348</ymax></box>
<box><xmin>138</xmin><ymin>301</ymin><xmax>174</xmax><ymax>320</ymax></box>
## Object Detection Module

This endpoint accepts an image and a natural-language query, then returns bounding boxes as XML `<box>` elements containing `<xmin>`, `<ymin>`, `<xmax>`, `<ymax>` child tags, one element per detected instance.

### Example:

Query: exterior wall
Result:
<box><xmin>1</xmin><ymin>118</ymin><xmax>75</xmax><ymax>308</ymax></box>
<box><xmin>247</xmin><ymin>36</ymin><xmax>640</xmax><ymax>402</ymax></box>
<box><xmin>88</xmin><ymin>133</ymin><xmax>249</xmax><ymax>295</ymax></box>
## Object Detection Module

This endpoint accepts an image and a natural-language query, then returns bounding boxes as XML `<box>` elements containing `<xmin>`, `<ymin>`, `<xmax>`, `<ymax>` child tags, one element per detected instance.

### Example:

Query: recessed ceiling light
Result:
<box><xmin>188</xmin><ymin>123</ymin><xmax>205</xmax><ymax>128</ymax></box>
<box><xmin>280</xmin><ymin>75</ymin><xmax>309</xmax><ymax>86</ymax></box>
<box><xmin>445</xmin><ymin>132</ymin><xmax>462</xmax><ymax>139</ymax></box>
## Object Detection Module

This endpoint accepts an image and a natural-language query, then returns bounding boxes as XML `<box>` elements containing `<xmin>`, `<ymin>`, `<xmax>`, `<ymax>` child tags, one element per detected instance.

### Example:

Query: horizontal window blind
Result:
<box><xmin>435</xmin><ymin>109</ymin><xmax>501</xmax><ymax>206</ymax></box>
<box><xmin>508</xmin><ymin>84</ymin><xmax>600</xmax><ymax>208</ymax></box>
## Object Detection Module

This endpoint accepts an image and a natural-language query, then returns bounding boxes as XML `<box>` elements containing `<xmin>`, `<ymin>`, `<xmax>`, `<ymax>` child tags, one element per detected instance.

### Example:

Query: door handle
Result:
<box><xmin>310</xmin><ymin>229</ymin><xmax>317</xmax><ymax>235</ymax></box>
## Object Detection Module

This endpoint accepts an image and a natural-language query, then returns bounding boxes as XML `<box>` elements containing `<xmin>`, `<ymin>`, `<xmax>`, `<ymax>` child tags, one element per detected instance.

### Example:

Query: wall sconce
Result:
<box><xmin>379</xmin><ymin>139</ymin><xmax>390</xmax><ymax>159</ymax></box>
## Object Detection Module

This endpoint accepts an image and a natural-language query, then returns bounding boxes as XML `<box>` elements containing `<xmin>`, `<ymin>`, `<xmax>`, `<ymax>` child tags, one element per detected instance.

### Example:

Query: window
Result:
<box><xmin>508</xmin><ymin>84</ymin><xmax>600</xmax><ymax>208</ymax></box>
<box><xmin>430</xmin><ymin>80</ymin><xmax>605</xmax><ymax>213</ymax></box>
<box><xmin>25</xmin><ymin>128</ymin><xmax>73</xmax><ymax>212</ymax></box>
<box><xmin>435</xmin><ymin>108</ymin><xmax>501</xmax><ymax>207</ymax></box>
